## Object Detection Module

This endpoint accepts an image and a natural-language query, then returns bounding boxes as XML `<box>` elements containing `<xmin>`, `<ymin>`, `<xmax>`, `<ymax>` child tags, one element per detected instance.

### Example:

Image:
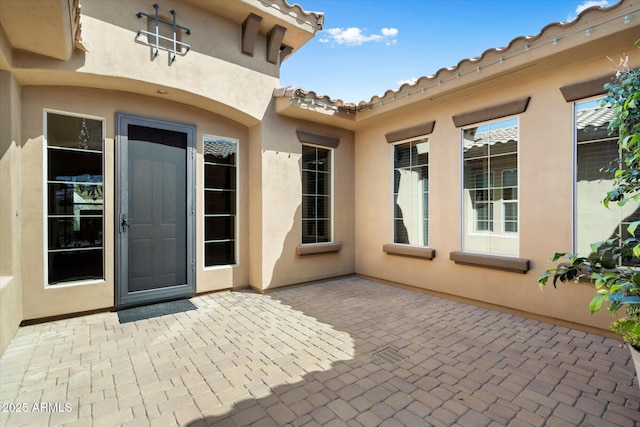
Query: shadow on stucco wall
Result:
<box><xmin>258</xmin><ymin>138</ymin><xmax>354</xmax><ymax>291</ymax></box>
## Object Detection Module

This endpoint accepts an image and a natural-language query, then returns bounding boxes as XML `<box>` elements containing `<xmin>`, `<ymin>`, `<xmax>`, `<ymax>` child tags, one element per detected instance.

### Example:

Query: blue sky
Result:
<box><xmin>279</xmin><ymin>0</ymin><xmax>614</xmax><ymax>103</ymax></box>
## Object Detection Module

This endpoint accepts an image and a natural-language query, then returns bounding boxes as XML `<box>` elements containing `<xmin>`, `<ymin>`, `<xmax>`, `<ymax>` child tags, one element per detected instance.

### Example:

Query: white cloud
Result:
<box><xmin>320</xmin><ymin>27</ymin><xmax>399</xmax><ymax>47</ymax></box>
<box><xmin>381</xmin><ymin>28</ymin><xmax>398</xmax><ymax>37</ymax></box>
<box><xmin>567</xmin><ymin>0</ymin><xmax>610</xmax><ymax>21</ymax></box>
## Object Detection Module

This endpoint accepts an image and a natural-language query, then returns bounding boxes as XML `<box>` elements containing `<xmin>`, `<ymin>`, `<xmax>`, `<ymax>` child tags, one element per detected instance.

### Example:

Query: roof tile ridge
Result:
<box><xmin>274</xmin><ymin>86</ymin><xmax>354</xmax><ymax>107</ymax></box>
<box><xmin>278</xmin><ymin>0</ymin><xmax>325</xmax><ymax>29</ymax></box>
<box><xmin>367</xmin><ymin>0</ymin><xmax>626</xmax><ymax>105</ymax></box>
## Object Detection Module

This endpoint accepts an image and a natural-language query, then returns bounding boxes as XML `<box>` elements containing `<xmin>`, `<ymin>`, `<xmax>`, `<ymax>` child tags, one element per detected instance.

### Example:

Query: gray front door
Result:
<box><xmin>116</xmin><ymin>113</ymin><xmax>195</xmax><ymax>306</ymax></box>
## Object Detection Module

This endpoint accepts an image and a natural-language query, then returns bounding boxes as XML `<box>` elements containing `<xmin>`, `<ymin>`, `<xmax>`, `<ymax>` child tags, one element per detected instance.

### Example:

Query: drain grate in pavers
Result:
<box><xmin>373</xmin><ymin>346</ymin><xmax>408</xmax><ymax>365</ymax></box>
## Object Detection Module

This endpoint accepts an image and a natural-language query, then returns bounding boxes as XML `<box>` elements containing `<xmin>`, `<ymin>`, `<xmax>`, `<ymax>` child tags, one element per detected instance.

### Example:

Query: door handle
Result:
<box><xmin>121</xmin><ymin>214</ymin><xmax>132</xmax><ymax>232</ymax></box>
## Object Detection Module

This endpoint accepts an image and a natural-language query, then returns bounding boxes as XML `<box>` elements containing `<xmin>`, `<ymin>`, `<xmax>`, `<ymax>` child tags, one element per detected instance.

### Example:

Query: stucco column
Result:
<box><xmin>0</xmin><ymin>70</ymin><xmax>23</xmax><ymax>353</ymax></box>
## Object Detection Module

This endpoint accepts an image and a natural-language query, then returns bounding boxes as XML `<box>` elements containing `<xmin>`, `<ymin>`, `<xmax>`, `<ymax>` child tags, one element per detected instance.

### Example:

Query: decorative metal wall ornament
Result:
<box><xmin>136</xmin><ymin>3</ymin><xmax>191</xmax><ymax>63</ymax></box>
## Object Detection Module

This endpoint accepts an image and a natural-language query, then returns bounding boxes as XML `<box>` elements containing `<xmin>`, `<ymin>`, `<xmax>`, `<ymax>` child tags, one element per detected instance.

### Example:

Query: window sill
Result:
<box><xmin>44</xmin><ymin>279</ymin><xmax>106</xmax><ymax>289</ymax></box>
<box><xmin>296</xmin><ymin>242</ymin><xmax>342</xmax><ymax>256</ymax></box>
<box><xmin>383</xmin><ymin>244</ymin><xmax>435</xmax><ymax>260</ymax></box>
<box><xmin>450</xmin><ymin>251</ymin><xmax>530</xmax><ymax>273</ymax></box>
<box><xmin>204</xmin><ymin>263</ymin><xmax>239</xmax><ymax>271</ymax></box>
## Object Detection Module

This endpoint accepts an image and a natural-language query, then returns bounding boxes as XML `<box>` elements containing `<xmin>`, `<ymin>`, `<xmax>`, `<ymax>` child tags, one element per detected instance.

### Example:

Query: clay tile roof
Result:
<box><xmin>463</xmin><ymin>124</ymin><xmax>518</xmax><ymax>152</ymax></box>
<box><xmin>460</xmin><ymin>105</ymin><xmax>614</xmax><ymax>153</ymax></box>
<box><xmin>276</xmin><ymin>0</ymin><xmax>625</xmax><ymax>109</ymax></box>
<box><xmin>282</xmin><ymin>0</ymin><xmax>324</xmax><ymax>29</ymax></box>
<box><xmin>204</xmin><ymin>136</ymin><xmax>237</xmax><ymax>159</ymax></box>
<box><xmin>474</xmin><ymin>126</ymin><xmax>519</xmax><ymax>145</ymax></box>
<box><xmin>577</xmin><ymin>105</ymin><xmax>614</xmax><ymax>129</ymax></box>
<box><xmin>273</xmin><ymin>86</ymin><xmax>358</xmax><ymax>110</ymax></box>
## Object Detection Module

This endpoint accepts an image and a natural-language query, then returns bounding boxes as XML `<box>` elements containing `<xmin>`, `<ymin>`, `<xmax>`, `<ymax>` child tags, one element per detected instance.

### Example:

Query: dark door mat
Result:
<box><xmin>117</xmin><ymin>299</ymin><xmax>197</xmax><ymax>324</ymax></box>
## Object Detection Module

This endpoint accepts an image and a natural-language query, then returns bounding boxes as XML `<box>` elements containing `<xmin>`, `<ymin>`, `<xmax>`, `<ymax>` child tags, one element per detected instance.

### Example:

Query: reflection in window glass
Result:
<box><xmin>393</xmin><ymin>138</ymin><xmax>429</xmax><ymax>246</ymax></box>
<box><xmin>575</xmin><ymin>99</ymin><xmax>639</xmax><ymax>264</ymax></box>
<box><xmin>462</xmin><ymin>117</ymin><xmax>519</xmax><ymax>256</ymax></box>
<box><xmin>502</xmin><ymin>169</ymin><xmax>518</xmax><ymax>233</ymax></box>
<box><xmin>46</xmin><ymin>112</ymin><xmax>104</xmax><ymax>284</ymax></box>
<box><xmin>204</xmin><ymin>136</ymin><xmax>237</xmax><ymax>266</ymax></box>
<box><xmin>302</xmin><ymin>145</ymin><xmax>331</xmax><ymax>244</ymax></box>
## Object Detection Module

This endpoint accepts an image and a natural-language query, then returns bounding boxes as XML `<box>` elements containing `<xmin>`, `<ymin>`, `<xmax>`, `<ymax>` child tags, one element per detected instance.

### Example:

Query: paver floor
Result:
<box><xmin>1</xmin><ymin>276</ymin><xmax>638</xmax><ymax>426</ymax></box>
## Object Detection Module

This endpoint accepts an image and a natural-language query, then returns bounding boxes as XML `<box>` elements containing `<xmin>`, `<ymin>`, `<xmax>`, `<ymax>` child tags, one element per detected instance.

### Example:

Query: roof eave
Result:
<box><xmin>0</xmin><ymin>0</ymin><xmax>79</xmax><ymax>61</ymax></box>
<box><xmin>274</xmin><ymin>0</ymin><xmax>639</xmax><ymax>129</ymax></box>
<box><xmin>183</xmin><ymin>0</ymin><xmax>323</xmax><ymax>54</ymax></box>
<box><xmin>274</xmin><ymin>88</ymin><xmax>357</xmax><ymax>131</ymax></box>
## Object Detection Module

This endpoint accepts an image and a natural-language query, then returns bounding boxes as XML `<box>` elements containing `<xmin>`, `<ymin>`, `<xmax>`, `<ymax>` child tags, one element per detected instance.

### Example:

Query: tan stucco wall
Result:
<box><xmin>248</xmin><ymin>123</ymin><xmax>264</xmax><ymax>289</ymax></box>
<box><xmin>0</xmin><ymin>71</ymin><xmax>23</xmax><ymax>353</ymax></box>
<box><xmin>19</xmin><ymin>86</ymin><xmax>249</xmax><ymax>320</ymax></box>
<box><xmin>354</xmin><ymin>46</ymin><xmax>640</xmax><ymax>332</ymax></box>
<box><xmin>0</xmin><ymin>20</ymin><xmax>12</xmax><ymax>70</ymax></box>
<box><xmin>2</xmin><ymin>0</ymin><xmax>639</xmax><ymax>347</ymax></box>
<box><xmin>11</xmin><ymin>0</ymin><xmax>281</xmax><ymax>126</ymax></box>
<box><xmin>0</xmin><ymin>0</ymin><xmax>74</xmax><ymax>61</ymax></box>
<box><xmin>253</xmin><ymin>106</ymin><xmax>356</xmax><ymax>290</ymax></box>
<box><xmin>0</xmin><ymin>0</ymin><xmax>325</xmax><ymax>332</ymax></box>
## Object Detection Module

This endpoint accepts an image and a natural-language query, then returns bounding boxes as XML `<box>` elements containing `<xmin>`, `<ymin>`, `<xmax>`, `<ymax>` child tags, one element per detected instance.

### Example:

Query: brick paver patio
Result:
<box><xmin>1</xmin><ymin>276</ymin><xmax>638</xmax><ymax>426</ymax></box>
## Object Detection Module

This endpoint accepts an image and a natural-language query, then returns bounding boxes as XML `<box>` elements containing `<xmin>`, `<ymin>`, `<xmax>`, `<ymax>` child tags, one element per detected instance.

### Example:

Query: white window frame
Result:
<box><xmin>301</xmin><ymin>143</ymin><xmax>334</xmax><ymax>244</ymax></box>
<box><xmin>472</xmin><ymin>171</ymin><xmax>494</xmax><ymax>233</ymax></box>
<box><xmin>501</xmin><ymin>168</ymin><xmax>518</xmax><ymax>234</ymax></box>
<box><xmin>43</xmin><ymin>109</ymin><xmax>106</xmax><ymax>288</ymax></box>
<box><xmin>573</xmin><ymin>97</ymin><xmax>634</xmax><ymax>263</ymax></box>
<box><xmin>391</xmin><ymin>136</ymin><xmax>430</xmax><ymax>247</ymax></box>
<box><xmin>202</xmin><ymin>134</ymin><xmax>239</xmax><ymax>269</ymax></box>
<box><xmin>461</xmin><ymin>116</ymin><xmax>520</xmax><ymax>255</ymax></box>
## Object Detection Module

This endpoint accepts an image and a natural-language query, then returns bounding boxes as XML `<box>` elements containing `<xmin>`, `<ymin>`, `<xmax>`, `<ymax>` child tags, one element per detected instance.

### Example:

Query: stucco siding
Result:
<box><xmin>10</xmin><ymin>0</ymin><xmax>282</xmax><ymax>125</ymax></box>
<box><xmin>18</xmin><ymin>86</ymin><xmax>249</xmax><ymax>319</ymax></box>
<box><xmin>0</xmin><ymin>71</ymin><xmax>23</xmax><ymax>354</ymax></box>
<box><xmin>2</xmin><ymin>1</ymin><xmax>640</xmax><ymax>354</ymax></box>
<box><xmin>354</xmin><ymin>48</ymin><xmax>640</xmax><ymax>331</ymax></box>
<box><xmin>256</xmin><ymin>108</ymin><xmax>356</xmax><ymax>290</ymax></box>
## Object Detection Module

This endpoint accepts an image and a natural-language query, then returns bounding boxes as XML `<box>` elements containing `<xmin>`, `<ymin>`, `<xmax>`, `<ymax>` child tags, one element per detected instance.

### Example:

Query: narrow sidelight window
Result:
<box><xmin>393</xmin><ymin>138</ymin><xmax>429</xmax><ymax>246</ymax></box>
<box><xmin>575</xmin><ymin>98</ymin><xmax>639</xmax><ymax>264</ymax></box>
<box><xmin>46</xmin><ymin>111</ymin><xmax>104</xmax><ymax>285</ymax></box>
<box><xmin>204</xmin><ymin>136</ymin><xmax>237</xmax><ymax>266</ymax></box>
<box><xmin>302</xmin><ymin>145</ymin><xmax>331</xmax><ymax>244</ymax></box>
<box><xmin>462</xmin><ymin>117</ymin><xmax>519</xmax><ymax>256</ymax></box>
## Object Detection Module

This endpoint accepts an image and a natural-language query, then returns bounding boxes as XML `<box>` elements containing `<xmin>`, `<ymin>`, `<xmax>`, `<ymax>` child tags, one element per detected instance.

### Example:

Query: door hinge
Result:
<box><xmin>189</xmin><ymin>147</ymin><xmax>195</xmax><ymax>159</ymax></box>
<box><xmin>190</xmin><ymin>203</ymin><xmax>195</xmax><ymax>215</ymax></box>
<box><xmin>191</xmin><ymin>260</ymin><xmax>195</xmax><ymax>271</ymax></box>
